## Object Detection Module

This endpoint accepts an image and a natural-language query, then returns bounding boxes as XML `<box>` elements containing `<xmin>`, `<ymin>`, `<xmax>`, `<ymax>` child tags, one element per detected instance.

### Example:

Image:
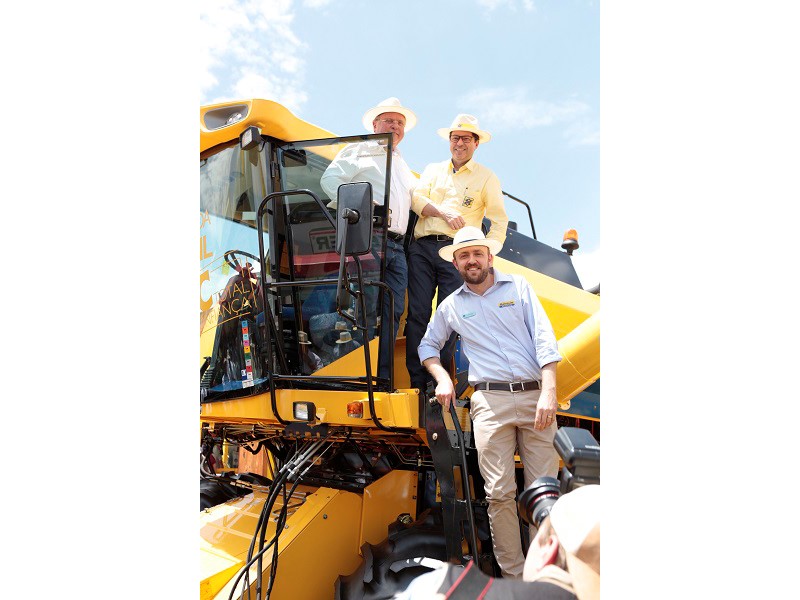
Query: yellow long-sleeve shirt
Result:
<box><xmin>411</xmin><ymin>158</ymin><xmax>508</xmax><ymax>247</ymax></box>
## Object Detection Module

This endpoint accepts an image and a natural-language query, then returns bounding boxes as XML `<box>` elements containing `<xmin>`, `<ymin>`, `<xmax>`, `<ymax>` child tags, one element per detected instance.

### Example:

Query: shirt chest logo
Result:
<box><xmin>462</xmin><ymin>196</ymin><xmax>475</xmax><ymax>207</ymax></box>
<box><xmin>462</xmin><ymin>311</ymin><xmax>476</xmax><ymax>319</ymax></box>
<box><xmin>498</xmin><ymin>300</ymin><xmax>515</xmax><ymax>308</ymax></box>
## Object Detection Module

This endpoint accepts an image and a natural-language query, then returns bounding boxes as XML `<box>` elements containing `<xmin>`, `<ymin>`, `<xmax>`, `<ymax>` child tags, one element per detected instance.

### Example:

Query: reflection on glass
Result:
<box><xmin>200</xmin><ymin>144</ymin><xmax>271</xmax><ymax>401</ymax></box>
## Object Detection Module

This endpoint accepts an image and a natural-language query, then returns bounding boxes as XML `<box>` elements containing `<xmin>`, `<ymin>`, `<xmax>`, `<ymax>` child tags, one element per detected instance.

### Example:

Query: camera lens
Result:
<box><xmin>518</xmin><ymin>476</ymin><xmax>561</xmax><ymax>527</ymax></box>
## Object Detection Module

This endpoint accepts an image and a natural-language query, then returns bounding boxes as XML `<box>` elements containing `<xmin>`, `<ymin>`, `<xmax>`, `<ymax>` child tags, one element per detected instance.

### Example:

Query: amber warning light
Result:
<box><xmin>347</xmin><ymin>401</ymin><xmax>365</xmax><ymax>419</ymax></box>
<box><xmin>561</xmin><ymin>229</ymin><xmax>579</xmax><ymax>255</ymax></box>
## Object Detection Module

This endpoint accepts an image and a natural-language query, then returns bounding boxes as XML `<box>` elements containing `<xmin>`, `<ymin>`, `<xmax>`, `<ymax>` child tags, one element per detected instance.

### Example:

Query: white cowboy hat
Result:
<box><xmin>362</xmin><ymin>97</ymin><xmax>417</xmax><ymax>132</ymax></box>
<box><xmin>437</xmin><ymin>113</ymin><xmax>491</xmax><ymax>143</ymax></box>
<box><xmin>438</xmin><ymin>226</ymin><xmax>503</xmax><ymax>261</ymax></box>
<box><xmin>297</xmin><ymin>331</ymin><xmax>312</xmax><ymax>345</ymax></box>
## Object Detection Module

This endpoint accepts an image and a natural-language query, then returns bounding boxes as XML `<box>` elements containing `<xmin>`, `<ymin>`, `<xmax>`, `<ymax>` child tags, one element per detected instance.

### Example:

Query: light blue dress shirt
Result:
<box><xmin>417</xmin><ymin>269</ymin><xmax>562</xmax><ymax>384</ymax></box>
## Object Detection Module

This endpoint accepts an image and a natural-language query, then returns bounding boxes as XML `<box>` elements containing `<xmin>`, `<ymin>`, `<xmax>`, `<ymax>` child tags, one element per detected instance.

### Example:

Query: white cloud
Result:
<box><xmin>459</xmin><ymin>87</ymin><xmax>592</xmax><ymax>131</ymax></box>
<box><xmin>303</xmin><ymin>0</ymin><xmax>332</xmax><ymax>7</ymax></box>
<box><xmin>200</xmin><ymin>0</ymin><xmax>309</xmax><ymax>113</ymax></box>
<box><xmin>571</xmin><ymin>247</ymin><xmax>601</xmax><ymax>290</ymax></box>
<box><xmin>476</xmin><ymin>0</ymin><xmax>535</xmax><ymax>12</ymax></box>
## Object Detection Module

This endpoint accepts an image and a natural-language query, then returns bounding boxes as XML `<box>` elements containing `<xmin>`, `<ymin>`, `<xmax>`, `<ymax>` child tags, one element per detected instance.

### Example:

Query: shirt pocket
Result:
<box><xmin>489</xmin><ymin>293</ymin><xmax>528</xmax><ymax>342</ymax></box>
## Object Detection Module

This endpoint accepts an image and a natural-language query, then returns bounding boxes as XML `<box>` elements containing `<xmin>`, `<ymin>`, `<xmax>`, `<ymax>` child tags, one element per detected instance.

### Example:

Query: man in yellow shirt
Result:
<box><xmin>406</xmin><ymin>114</ymin><xmax>509</xmax><ymax>392</ymax></box>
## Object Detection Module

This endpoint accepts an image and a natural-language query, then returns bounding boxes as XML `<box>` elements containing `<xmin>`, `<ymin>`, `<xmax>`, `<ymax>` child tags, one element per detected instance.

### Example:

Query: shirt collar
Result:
<box><xmin>450</xmin><ymin>157</ymin><xmax>476</xmax><ymax>173</ymax></box>
<box><xmin>456</xmin><ymin>267</ymin><xmax>511</xmax><ymax>296</ymax></box>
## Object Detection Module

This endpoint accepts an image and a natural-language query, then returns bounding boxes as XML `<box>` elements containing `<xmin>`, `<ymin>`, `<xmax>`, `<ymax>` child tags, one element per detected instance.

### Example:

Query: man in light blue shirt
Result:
<box><xmin>418</xmin><ymin>226</ymin><xmax>562</xmax><ymax>579</ymax></box>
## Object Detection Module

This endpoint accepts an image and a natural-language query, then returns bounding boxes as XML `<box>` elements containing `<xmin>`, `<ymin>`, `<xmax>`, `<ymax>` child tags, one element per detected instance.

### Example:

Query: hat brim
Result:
<box><xmin>362</xmin><ymin>105</ymin><xmax>417</xmax><ymax>132</ymax></box>
<box><xmin>437</xmin><ymin>126</ymin><xmax>491</xmax><ymax>143</ymax></box>
<box><xmin>439</xmin><ymin>238</ymin><xmax>503</xmax><ymax>261</ymax></box>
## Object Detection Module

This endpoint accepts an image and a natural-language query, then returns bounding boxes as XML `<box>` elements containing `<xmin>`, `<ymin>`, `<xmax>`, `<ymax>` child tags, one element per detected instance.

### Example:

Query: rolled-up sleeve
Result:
<box><xmin>418</xmin><ymin>304</ymin><xmax>453</xmax><ymax>364</ymax></box>
<box><xmin>520</xmin><ymin>280</ymin><xmax>562</xmax><ymax>367</ymax></box>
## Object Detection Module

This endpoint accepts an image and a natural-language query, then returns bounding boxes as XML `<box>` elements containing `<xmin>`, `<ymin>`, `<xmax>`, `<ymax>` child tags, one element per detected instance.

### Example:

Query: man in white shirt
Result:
<box><xmin>320</xmin><ymin>97</ymin><xmax>417</xmax><ymax>383</ymax></box>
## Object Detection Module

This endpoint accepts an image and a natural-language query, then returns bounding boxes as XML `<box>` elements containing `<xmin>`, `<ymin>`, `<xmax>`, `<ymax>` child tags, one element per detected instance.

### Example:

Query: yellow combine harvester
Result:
<box><xmin>199</xmin><ymin>99</ymin><xmax>600</xmax><ymax>600</ymax></box>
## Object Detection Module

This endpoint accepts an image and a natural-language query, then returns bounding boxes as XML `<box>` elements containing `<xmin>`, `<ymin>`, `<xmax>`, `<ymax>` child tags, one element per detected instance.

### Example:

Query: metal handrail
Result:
<box><xmin>502</xmin><ymin>190</ymin><xmax>536</xmax><ymax>239</ymax></box>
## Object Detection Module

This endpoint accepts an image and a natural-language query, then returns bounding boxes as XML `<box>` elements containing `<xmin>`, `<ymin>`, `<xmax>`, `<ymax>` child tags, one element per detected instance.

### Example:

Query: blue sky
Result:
<box><xmin>200</xmin><ymin>0</ymin><xmax>600</xmax><ymax>286</ymax></box>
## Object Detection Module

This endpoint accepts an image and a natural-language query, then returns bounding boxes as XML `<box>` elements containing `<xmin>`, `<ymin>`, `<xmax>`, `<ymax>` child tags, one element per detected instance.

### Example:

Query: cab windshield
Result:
<box><xmin>200</xmin><ymin>133</ymin><xmax>394</xmax><ymax>402</ymax></box>
<box><xmin>200</xmin><ymin>142</ymin><xmax>271</xmax><ymax>401</ymax></box>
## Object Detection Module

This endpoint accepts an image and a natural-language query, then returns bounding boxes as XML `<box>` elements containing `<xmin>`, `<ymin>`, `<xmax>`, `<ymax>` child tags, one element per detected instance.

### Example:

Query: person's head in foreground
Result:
<box><xmin>523</xmin><ymin>484</ymin><xmax>600</xmax><ymax>600</ymax></box>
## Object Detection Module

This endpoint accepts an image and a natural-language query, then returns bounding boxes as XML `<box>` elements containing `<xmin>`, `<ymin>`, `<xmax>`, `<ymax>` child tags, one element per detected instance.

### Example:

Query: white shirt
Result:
<box><xmin>320</xmin><ymin>140</ymin><xmax>416</xmax><ymax>236</ymax></box>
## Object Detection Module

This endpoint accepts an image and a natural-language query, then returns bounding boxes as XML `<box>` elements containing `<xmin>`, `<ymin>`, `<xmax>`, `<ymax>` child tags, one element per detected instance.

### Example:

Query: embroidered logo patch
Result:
<box><xmin>462</xmin><ymin>196</ymin><xmax>474</xmax><ymax>207</ymax></box>
<box><xmin>498</xmin><ymin>300</ymin><xmax>515</xmax><ymax>308</ymax></box>
<box><xmin>462</xmin><ymin>311</ymin><xmax>476</xmax><ymax>319</ymax></box>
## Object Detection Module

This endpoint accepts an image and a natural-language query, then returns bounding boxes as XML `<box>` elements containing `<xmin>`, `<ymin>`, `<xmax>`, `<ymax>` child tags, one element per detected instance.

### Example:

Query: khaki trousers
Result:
<box><xmin>470</xmin><ymin>389</ymin><xmax>559</xmax><ymax>578</ymax></box>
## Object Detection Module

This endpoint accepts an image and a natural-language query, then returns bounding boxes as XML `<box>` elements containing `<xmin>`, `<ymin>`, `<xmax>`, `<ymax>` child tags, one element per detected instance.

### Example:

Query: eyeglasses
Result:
<box><xmin>377</xmin><ymin>118</ymin><xmax>406</xmax><ymax>127</ymax></box>
<box><xmin>450</xmin><ymin>134</ymin><xmax>476</xmax><ymax>144</ymax></box>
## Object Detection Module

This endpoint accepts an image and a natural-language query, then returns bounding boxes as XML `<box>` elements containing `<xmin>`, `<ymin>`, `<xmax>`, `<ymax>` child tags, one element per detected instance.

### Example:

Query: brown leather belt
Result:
<box><xmin>473</xmin><ymin>380</ymin><xmax>540</xmax><ymax>392</ymax></box>
<box><xmin>418</xmin><ymin>234</ymin><xmax>454</xmax><ymax>242</ymax></box>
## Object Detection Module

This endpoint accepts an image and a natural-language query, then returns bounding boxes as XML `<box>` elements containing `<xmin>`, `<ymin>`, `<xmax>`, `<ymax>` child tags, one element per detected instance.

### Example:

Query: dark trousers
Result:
<box><xmin>378</xmin><ymin>238</ymin><xmax>408</xmax><ymax>382</ymax></box>
<box><xmin>405</xmin><ymin>237</ymin><xmax>463</xmax><ymax>390</ymax></box>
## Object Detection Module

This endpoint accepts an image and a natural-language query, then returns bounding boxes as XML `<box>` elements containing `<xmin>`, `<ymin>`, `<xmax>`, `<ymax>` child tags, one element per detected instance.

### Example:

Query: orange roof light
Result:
<box><xmin>562</xmin><ymin>229</ymin><xmax>579</xmax><ymax>255</ymax></box>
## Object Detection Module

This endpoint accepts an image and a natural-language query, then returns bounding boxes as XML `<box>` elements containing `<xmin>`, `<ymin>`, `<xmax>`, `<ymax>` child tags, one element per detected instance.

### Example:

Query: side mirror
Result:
<box><xmin>335</xmin><ymin>182</ymin><xmax>373</xmax><ymax>256</ymax></box>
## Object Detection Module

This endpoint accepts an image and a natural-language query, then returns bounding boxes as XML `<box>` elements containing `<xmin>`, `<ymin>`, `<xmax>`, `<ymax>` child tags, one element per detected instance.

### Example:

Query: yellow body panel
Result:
<box><xmin>555</xmin><ymin>310</ymin><xmax>600</xmax><ymax>408</ymax></box>
<box><xmin>201</xmin><ymin>99</ymin><xmax>337</xmax><ymax>154</ymax></box>
<box><xmin>314</xmin><ymin>337</ymin><xmax>379</xmax><ymax>377</ymax></box>
<box><xmin>201</xmin><ymin>388</ymin><xmax>420</xmax><ymax>429</ymax></box>
<box><xmin>201</xmin><ymin>472</ymin><xmax>422</xmax><ymax>600</ymax></box>
<box><xmin>360</xmin><ymin>470</ymin><xmax>418</xmax><ymax>547</ymax></box>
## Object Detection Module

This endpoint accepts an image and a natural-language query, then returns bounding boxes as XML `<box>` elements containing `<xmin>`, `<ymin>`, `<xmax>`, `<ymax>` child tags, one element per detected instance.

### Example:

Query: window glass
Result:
<box><xmin>274</xmin><ymin>136</ymin><xmax>390</xmax><ymax>373</ymax></box>
<box><xmin>200</xmin><ymin>144</ymin><xmax>270</xmax><ymax>401</ymax></box>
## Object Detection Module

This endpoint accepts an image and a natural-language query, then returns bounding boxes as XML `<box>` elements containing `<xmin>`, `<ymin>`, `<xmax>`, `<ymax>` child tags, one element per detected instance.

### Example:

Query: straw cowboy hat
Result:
<box><xmin>549</xmin><ymin>485</ymin><xmax>600</xmax><ymax>600</ymax></box>
<box><xmin>297</xmin><ymin>331</ymin><xmax>312</xmax><ymax>345</ymax></box>
<box><xmin>438</xmin><ymin>226</ymin><xmax>503</xmax><ymax>261</ymax></box>
<box><xmin>362</xmin><ymin>97</ymin><xmax>417</xmax><ymax>132</ymax></box>
<box><xmin>437</xmin><ymin>113</ymin><xmax>492</xmax><ymax>143</ymax></box>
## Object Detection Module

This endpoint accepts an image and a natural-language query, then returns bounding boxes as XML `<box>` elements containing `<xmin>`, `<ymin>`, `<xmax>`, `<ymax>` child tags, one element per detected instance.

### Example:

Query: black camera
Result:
<box><xmin>518</xmin><ymin>427</ymin><xmax>600</xmax><ymax>527</ymax></box>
